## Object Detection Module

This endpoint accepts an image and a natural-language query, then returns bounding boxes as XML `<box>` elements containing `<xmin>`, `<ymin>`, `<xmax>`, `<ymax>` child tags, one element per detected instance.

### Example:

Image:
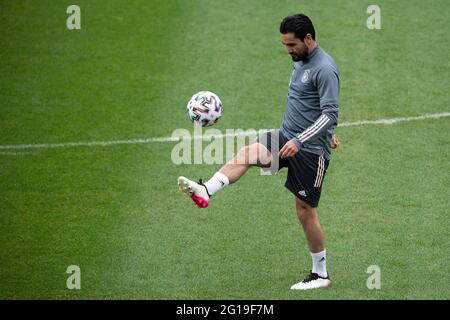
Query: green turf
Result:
<box><xmin>0</xmin><ymin>0</ymin><xmax>449</xmax><ymax>299</ymax></box>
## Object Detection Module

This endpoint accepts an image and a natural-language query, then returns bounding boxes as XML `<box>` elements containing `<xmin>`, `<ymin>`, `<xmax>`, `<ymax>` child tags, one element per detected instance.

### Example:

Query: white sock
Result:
<box><xmin>311</xmin><ymin>249</ymin><xmax>327</xmax><ymax>278</ymax></box>
<box><xmin>203</xmin><ymin>172</ymin><xmax>229</xmax><ymax>196</ymax></box>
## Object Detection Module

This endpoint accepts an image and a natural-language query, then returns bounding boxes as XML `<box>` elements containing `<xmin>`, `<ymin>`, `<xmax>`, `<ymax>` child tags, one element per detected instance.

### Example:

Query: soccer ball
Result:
<box><xmin>187</xmin><ymin>91</ymin><xmax>223</xmax><ymax>127</ymax></box>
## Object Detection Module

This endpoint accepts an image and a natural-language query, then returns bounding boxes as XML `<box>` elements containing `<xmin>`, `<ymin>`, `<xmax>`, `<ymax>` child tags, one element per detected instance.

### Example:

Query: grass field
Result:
<box><xmin>0</xmin><ymin>0</ymin><xmax>449</xmax><ymax>299</ymax></box>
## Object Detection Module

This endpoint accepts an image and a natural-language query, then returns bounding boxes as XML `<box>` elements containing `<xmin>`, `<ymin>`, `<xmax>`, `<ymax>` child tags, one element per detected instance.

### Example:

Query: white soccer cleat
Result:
<box><xmin>177</xmin><ymin>176</ymin><xmax>210</xmax><ymax>208</ymax></box>
<box><xmin>290</xmin><ymin>272</ymin><xmax>332</xmax><ymax>290</ymax></box>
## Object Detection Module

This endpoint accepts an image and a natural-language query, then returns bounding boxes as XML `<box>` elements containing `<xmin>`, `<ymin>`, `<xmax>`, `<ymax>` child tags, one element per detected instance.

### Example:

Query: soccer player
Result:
<box><xmin>178</xmin><ymin>13</ymin><xmax>340</xmax><ymax>290</ymax></box>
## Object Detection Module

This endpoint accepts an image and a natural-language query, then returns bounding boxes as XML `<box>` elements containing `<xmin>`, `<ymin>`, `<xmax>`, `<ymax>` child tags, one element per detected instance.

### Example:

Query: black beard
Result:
<box><xmin>291</xmin><ymin>51</ymin><xmax>307</xmax><ymax>61</ymax></box>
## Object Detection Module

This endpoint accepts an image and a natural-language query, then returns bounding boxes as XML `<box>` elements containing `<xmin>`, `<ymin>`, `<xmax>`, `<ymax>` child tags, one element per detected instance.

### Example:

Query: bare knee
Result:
<box><xmin>296</xmin><ymin>205</ymin><xmax>308</xmax><ymax>223</ymax></box>
<box><xmin>235</xmin><ymin>145</ymin><xmax>251</xmax><ymax>165</ymax></box>
<box><xmin>234</xmin><ymin>144</ymin><xmax>261</xmax><ymax>166</ymax></box>
<box><xmin>244</xmin><ymin>143</ymin><xmax>272</xmax><ymax>165</ymax></box>
<box><xmin>296</xmin><ymin>199</ymin><xmax>316</xmax><ymax>223</ymax></box>
<box><xmin>238</xmin><ymin>145</ymin><xmax>251</xmax><ymax>157</ymax></box>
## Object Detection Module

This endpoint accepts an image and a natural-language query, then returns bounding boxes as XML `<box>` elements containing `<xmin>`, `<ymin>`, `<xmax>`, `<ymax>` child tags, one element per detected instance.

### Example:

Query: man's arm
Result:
<box><xmin>291</xmin><ymin>66</ymin><xmax>339</xmax><ymax>149</ymax></box>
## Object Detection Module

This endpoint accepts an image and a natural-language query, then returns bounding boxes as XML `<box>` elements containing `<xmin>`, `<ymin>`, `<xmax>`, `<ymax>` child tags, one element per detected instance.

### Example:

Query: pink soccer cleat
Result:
<box><xmin>177</xmin><ymin>176</ymin><xmax>210</xmax><ymax>208</ymax></box>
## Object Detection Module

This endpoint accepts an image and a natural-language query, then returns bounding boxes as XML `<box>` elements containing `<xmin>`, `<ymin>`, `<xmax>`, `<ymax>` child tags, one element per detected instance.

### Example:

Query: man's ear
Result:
<box><xmin>304</xmin><ymin>33</ymin><xmax>314</xmax><ymax>47</ymax></box>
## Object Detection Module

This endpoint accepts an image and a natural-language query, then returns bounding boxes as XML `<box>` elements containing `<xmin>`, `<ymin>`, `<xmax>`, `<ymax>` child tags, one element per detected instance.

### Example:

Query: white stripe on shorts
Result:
<box><xmin>314</xmin><ymin>154</ymin><xmax>325</xmax><ymax>187</ymax></box>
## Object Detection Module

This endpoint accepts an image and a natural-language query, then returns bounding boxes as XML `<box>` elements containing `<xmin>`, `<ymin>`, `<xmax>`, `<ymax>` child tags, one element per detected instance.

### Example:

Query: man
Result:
<box><xmin>178</xmin><ymin>13</ymin><xmax>340</xmax><ymax>290</ymax></box>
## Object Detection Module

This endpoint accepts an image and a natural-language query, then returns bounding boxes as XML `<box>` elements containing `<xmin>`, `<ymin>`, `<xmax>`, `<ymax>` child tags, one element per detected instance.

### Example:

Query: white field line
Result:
<box><xmin>0</xmin><ymin>151</ymin><xmax>35</xmax><ymax>156</ymax></box>
<box><xmin>0</xmin><ymin>112</ymin><xmax>448</xmax><ymax>151</ymax></box>
<box><xmin>338</xmin><ymin>112</ymin><xmax>450</xmax><ymax>127</ymax></box>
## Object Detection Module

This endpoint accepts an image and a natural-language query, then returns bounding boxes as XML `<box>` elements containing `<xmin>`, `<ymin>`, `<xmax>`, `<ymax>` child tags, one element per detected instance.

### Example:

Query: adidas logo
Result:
<box><xmin>298</xmin><ymin>190</ymin><xmax>307</xmax><ymax>197</ymax></box>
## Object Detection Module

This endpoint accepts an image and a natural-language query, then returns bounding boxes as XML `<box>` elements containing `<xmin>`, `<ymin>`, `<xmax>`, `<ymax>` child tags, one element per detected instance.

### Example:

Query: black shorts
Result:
<box><xmin>256</xmin><ymin>129</ymin><xmax>330</xmax><ymax>208</ymax></box>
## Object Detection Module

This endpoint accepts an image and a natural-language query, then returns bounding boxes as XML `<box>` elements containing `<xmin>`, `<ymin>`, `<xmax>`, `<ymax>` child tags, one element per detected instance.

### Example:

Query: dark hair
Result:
<box><xmin>279</xmin><ymin>14</ymin><xmax>316</xmax><ymax>41</ymax></box>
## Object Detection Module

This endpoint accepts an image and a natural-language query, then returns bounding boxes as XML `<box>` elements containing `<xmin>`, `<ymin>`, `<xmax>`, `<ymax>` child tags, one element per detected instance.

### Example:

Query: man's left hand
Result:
<box><xmin>331</xmin><ymin>134</ymin><xmax>340</xmax><ymax>149</ymax></box>
<box><xmin>278</xmin><ymin>140</ymin><xmax>299</xmax><ymax>158</ymax></box>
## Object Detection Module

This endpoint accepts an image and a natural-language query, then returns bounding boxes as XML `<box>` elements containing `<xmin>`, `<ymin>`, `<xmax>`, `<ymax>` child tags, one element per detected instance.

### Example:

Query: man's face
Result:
<box><xmin>281</xmin><ymin>32</ymin><xmax>308</xmax><ymax>61</ymax></box>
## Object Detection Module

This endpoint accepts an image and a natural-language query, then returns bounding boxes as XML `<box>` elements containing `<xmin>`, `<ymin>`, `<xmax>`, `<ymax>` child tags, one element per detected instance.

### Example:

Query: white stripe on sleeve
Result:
<box><xmin>297</xmin><ymin>114</ymin><xmax>330</xmax><ymax>143</ymax></box>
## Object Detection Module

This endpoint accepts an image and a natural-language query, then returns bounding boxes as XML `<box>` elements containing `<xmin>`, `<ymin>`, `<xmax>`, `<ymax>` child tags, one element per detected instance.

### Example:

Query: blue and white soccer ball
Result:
<box><xmin>187</xmin><ymin>91</ymin><xmax>223</xmax><ymax>127</ymax></box>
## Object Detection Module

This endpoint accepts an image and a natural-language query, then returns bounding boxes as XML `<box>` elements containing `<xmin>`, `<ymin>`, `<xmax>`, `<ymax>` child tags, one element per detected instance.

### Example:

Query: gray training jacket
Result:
<box><xmin>280</xmin><ymin>45</ymin><xmax>340</xmax><ymax>160</ymax></box>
